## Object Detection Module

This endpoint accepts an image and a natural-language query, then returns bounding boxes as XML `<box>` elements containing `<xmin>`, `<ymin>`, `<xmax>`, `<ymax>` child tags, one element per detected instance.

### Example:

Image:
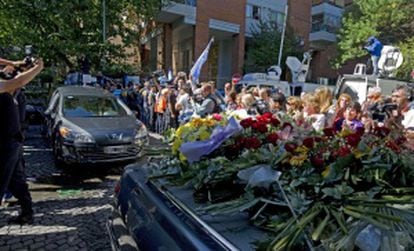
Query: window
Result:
<box><xmin>252</xmin><ymin>5</ymin><xmax>261</xmax><ymax>20</ymax></box>
<box><xmin>246</xmin><ymin>4</ymin><xmax>261</xmax><ymax>20</ymax></box>
<box><xmin>63</xmin><ymin>96</ymin><xmax>127</xmax><ymax>117</ymax></box>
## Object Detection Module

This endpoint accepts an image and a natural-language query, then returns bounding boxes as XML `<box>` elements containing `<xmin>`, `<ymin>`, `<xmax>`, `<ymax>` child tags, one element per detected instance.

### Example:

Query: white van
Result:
<box><xmin>334</xmin><ymin>74</ymin><xmax>411</xmax><ymax>103</ymax></box>
<box><xmin>235</xmin><ymin>73</ymin><xmax>291</xmax><ymax>96</ymax></box>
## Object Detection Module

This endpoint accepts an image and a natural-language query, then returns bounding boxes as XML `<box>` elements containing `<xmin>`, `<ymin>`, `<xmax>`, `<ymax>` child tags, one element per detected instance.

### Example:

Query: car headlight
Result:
<box><xmin>59</xmin><ymin>126</ymin><xmax>95</xmax><ymax>144</ymax></box>
<box><xmin>134</xmin><ymin>120</ymin><xmax>148</xmax><ymax>144</ymax></box>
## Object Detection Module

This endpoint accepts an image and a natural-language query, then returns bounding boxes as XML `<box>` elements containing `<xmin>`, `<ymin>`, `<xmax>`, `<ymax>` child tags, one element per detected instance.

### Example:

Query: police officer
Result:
<box><xmin>0</xmin><ymin>58</ymin><xmax>43</xmax><ymax>225</ymax></box>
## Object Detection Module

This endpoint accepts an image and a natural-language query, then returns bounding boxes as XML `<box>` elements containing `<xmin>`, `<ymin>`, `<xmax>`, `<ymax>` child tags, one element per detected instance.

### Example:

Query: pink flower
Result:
<box><xmin>212</xmin><ymin>113</ymin><xmax>222</xmax><ymax>121</ymax></box>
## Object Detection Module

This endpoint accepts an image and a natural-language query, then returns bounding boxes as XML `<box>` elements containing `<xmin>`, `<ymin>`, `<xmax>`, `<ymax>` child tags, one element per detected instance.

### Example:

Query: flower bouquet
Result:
<box><xmin>154</xmin><ymin>112</ymin><xmax>414</xmax><ymax>250</ymax></box>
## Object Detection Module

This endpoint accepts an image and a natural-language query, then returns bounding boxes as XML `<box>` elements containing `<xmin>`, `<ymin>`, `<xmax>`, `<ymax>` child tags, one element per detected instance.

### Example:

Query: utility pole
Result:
<box><xmin>277</xmin><ymin>4</ymin><xmax>288</xmax><ymax>67</ymax></box>
<box><xmin>102</xmin><ymin>0</ymin><xmax>106</xmax><ymax>43</ymax></box>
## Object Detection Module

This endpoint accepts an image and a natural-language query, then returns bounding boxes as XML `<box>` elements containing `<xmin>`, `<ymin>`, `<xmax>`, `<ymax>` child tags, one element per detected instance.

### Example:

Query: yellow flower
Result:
<box><xmin>179</xmin><ymin>153</ymin><xmax>187</xmax><ymax>163</ymax></box>
<box><xmin>199</xmin><ymin>127</ymin><xmax>211</xmax><ymax>140</ymax></box>
<box><xmin>322</xmin><ymin>166</ymin><xmax>330</xmax><ymax>178</ymax></box>
<box><xmin>190</xmin><ymin>118</ymin><xmax>204</xmax><ymax>127</ymax></box>
<box><xmin>353</xmin><ymin>149</ymin><xmax>365</xmax><ymax>159</ymax></box>
<box><xmin>295</xmin><ymin>146</ymin><xmax>309</xmax><ymax>154</ymax></box>
<box><xmin>289</xmin><ymin>154</ymin><xmax>307</xmax><ymax>167</ymax></box>
<box><xmin>204</xmin><ymin>118</ymin><xmax>216</xmax><ymax>127</ymax></box>
<box><xmin>338</xmin><ymin>128</ymin><xmax>353</xmax><ymax>138</ymax></box>
<box><xmin>172</xmin><ymin>138</ymin><xmax>182</xmax><ymax>154</ymax></box>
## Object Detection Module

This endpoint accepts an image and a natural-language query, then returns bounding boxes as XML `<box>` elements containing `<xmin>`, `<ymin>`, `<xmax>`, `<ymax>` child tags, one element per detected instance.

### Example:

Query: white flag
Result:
<box><xmin>190</xmin><ymin>37</ymin><xmax>214</xmax><ymax>83</ymax></box>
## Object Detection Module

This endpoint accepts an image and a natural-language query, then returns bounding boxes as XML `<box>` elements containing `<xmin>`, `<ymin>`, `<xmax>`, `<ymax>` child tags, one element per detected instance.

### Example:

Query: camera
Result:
<box><xmin>23</xmin><ymin>45</ymin><xmax>35</xmax><ymax>68</ymax></box>
<box><xmin>368</xmin><ymin>102</ymin><xmax>398</xmax><ymax>122</ymax></box>
<box><xmin>0</xmin><ymin>45</ymin><xmax>36</xmax><ymax>80</ymax></box>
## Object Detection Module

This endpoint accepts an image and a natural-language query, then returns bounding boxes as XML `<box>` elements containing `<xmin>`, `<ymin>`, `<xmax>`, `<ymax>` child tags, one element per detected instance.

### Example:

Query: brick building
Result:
<box><xmin>148</xmin><ymin>0</ymin><xmax>354</xmax><ymax>87</ymax></box>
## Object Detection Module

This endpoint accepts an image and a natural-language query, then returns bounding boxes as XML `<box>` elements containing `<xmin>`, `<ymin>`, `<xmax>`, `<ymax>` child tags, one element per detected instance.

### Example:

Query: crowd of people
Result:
<box><xmin>1</xmin><ymin>54</ymin><xmax>413</xmax><ymax>226</ymax></box>
<box><xmin>102</xmin><ymin>71</ymin><xmax>414</xmax><ymax>143</ymax></box>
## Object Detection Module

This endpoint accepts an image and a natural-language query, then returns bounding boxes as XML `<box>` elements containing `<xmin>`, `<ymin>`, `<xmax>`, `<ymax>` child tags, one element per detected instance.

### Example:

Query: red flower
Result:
<box><xmin>224</xmin><ymin>144</ymin><xmax>241</xmax><ymax>159</ymax></box>
<box><xmin>337</xmin><ymin>146</ymin><xmax>351</xmax><ymax>157</ymax></box>
<box><xmin>256</xmin><ymin>113</ymin><xmax>272</xmax><ymax>124</ymax></box>
<box><xmin>345</xmin><ymin>133</ymin><xmax>361</xmax><ymax>148</ymax></box>
<box><xmin>373</xmin><ymin>126</ymin><xmax>390</xmax><ymax>138</ymax></box>
<box><xmin>236</xmin><ymin>137</ymin><xmax>246</xmax><ymax>148</ymax></box>
<box><xmin>270</xmin><ymin>117</ymin><xmax>280</xmax><ymax>127</ymax></box>
<box><xmin>266</xmin><ymin>133</ymin><xmax>279</xmax><ymax>145</ymax></box>
<box><xmin>245</xmin><ymin>137</ymin><xmax>261</xmax><ymax>149</ymax></box>
<box><xmin>323</xmin><ymin>128</ymin><xmax>335</xmax><ymax>137</ymax></box>
<box><xmin>385</xmin><ymin>140</ymin><xmax>401</xmax><ymax>153</ymax></box>
<box><xmin>240</xmin><ymin>118</ymin><xmax>254</xmax><ymax>128</ymax></box>
<box><xmin>355</xmin><ymin>127</ymin><xmax>365</xmax><ymax>136</ymax></box>
<box><xmin>261</xmin><ymin>112</ymin><xmax>273</xmax><ymax>119</ymax></box>
<box><xmin>311</xmin><ymin>154</ymin><xmax>324</xmax><ymax>167</ymax></box>
<box><xmin>395</xmin><ymin>136</ymin><xmax>407</xmax><ymax>145</ymax></box>
<box><xmin>284</xmin><ymin>142</ymin><xmax>297</xmax><ymax>153</ymax></box>
<box><xmin>303</xmin><ymin>137</ymin><xmax>316</xmax><ymax>148</ymax></box>
<box><xmin>252</xmin><ymin>121</ymin><xmax>268</xmax><ymax>133</ymax></box>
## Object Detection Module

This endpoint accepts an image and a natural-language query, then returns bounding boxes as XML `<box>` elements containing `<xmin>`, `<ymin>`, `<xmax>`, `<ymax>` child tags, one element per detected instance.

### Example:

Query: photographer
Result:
<box><xmin>0</xmin><ymin>57</ymin><xmax>43</xmax><ymax>225</ymax></box>
<box><xmin>364</xmin><ymin>36</ymin><xmax>383</xmax><ymax>76</ymax></box>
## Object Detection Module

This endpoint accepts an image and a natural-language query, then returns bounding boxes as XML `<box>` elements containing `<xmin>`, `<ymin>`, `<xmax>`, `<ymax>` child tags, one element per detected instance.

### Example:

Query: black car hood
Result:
<box><xmin>65</xmin><ymin>116</ymin><xmax>137</xmax><ymax>145</ymax></box>
<box><xmin>66</xmin><ymin>116</ymin><xmax>136</xmax><ymax>130</ymax></box>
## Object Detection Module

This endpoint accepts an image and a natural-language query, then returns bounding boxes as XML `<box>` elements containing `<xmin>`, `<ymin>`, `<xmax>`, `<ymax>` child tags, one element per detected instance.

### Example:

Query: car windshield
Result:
<box><xmin>63</xmin><ymin>95</ymin><xmax>127</xmax><ymax>117</ymax></box>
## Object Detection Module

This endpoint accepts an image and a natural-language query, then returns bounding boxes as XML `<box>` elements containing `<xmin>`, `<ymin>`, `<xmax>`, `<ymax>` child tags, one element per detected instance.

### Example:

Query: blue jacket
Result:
<box><xmin>364</xmin><ymin>36</ymin><xmax>383</xmax><ymax>57</ymax></box>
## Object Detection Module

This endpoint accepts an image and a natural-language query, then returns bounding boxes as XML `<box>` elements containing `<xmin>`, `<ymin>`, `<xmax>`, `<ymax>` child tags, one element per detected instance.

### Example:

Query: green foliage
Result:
<box><xmin>336</xmin><ymin>0</ymin><xmax>414</xmax><ymax>79</ymax></box>
<box><xmin>244</xmin><ymin>20</ymin><xmax>303</xmax><ymax>73</ymax></box>
<box><xmin>0</xmin><ymin>0</ymin><xmax>162</xmax><ymax>76</ymax></box>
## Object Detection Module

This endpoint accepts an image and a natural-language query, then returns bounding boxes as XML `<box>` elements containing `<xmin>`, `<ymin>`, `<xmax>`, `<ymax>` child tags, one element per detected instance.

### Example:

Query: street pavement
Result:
<box><xmin>0</xmin><ymin>126</ymin><xmax>157</xmax><ymax>250</ymax></box>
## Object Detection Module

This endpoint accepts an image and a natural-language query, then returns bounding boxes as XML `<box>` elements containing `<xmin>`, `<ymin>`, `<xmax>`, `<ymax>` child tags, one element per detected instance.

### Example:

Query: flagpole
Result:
<box><xmin>277</xmin><ymin>4</ymin><xmax>288</xmax><ymax>68</ymax></box>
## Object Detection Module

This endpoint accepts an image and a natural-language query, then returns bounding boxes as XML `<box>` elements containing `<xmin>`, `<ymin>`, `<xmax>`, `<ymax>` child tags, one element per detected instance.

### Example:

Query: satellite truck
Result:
<box><xmin>236</xmin><ymin>51</ymin><xmax>335</xmax><ymax>97</ymax></box>
<box><xmin>334</xmin><ymin>45</ymin><xmax>410</xmax><ymax>104</ymax></box>
<box><xmin>237</xmin><ymin>43</ymin><xmax>411</xmax><ymax>101</ymax></box>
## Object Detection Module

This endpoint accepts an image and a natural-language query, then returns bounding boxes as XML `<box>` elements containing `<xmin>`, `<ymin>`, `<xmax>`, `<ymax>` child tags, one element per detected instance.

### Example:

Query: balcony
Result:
<box><xmin>310</xmin><ymin>23</ymin><xmax>338</xmax><ymax>46</ymax></box>
<box><xmin>310</xmin><ymin>1</ymin><xmax>343</xmax><ymax>48</ymax></box>
<box><xmin>312</xmin><ymin>0</ymin><xmax>345</xmax><ymax>8</ymax></box>
<box><xmin>157</xmin><ymin>0</ymin><xmax>197</xmax><ymax>24</ymax></box>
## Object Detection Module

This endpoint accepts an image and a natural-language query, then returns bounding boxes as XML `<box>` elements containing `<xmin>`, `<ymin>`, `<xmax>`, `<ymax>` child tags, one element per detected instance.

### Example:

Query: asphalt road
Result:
<box><xmin>0</xmin><ymin>126</ymin><xmax>160</xmax><ymax>251</ymax></box>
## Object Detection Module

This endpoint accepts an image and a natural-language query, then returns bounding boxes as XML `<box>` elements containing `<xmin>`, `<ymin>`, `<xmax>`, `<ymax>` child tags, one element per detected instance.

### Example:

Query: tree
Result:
<box><xmin>0</xmin><ymin>0</ymin><xmax>162</xmax><ymax>78</ymax></box>
<box><xmin>244</xmin><ymin>19</ymin><xmax>303</xmax><ymax>76</ymax></box>
<box><xmin>335</xmin><ymin>0</ymin><xmax>414</xmax><ymax>80</ymax></box>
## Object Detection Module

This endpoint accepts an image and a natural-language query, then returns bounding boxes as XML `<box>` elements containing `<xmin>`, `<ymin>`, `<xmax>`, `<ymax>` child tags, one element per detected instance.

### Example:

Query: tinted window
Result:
<box><xmin>63</xmin><ymin>95</ymin><xmax>127</xmax><ymax>117</ymax></box>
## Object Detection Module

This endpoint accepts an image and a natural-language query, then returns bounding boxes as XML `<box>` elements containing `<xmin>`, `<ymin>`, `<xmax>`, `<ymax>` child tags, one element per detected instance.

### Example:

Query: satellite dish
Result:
<box><xmin>267</xmin><ymin>65</ymin><xmax>282</xmax><ymax>80</ymax></box>
<box><xmin>286</xmin><ymin>57</ymin><xmax>302</xmax><ymax>73</ymax></box>
<box><xmin>378</xmin><ymin>45</ymin><xmax>403</xmax><ymax>77</ymax></box>
<box><xmin>286</xmin><ymin>56</ymin><xmax>310</xmax><ymax>83</ymax></box>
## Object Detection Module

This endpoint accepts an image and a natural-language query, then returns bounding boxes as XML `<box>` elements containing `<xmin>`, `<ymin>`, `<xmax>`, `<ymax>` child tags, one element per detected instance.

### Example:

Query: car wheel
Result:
<box><xmin>53</xmin><ymin>135</ymin><xmax>69</xmax><ymax>169</ymax></box>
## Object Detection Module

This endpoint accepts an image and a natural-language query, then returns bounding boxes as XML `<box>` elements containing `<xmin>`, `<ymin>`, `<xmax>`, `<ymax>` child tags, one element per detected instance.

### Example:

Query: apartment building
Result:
<box><xmin>309</xmin><ymin>0</ymin><xmax>354</xmax><ymax>83</ymax></box>
<box><xmin>151</xmin><ymin>0</ymin><xmax>290</xmax><ymax>86</ymax></box>
<box><xmin>149</xmin><ymin>0</ymin><xmax>352</xmax><ymax>86</ymax></box>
